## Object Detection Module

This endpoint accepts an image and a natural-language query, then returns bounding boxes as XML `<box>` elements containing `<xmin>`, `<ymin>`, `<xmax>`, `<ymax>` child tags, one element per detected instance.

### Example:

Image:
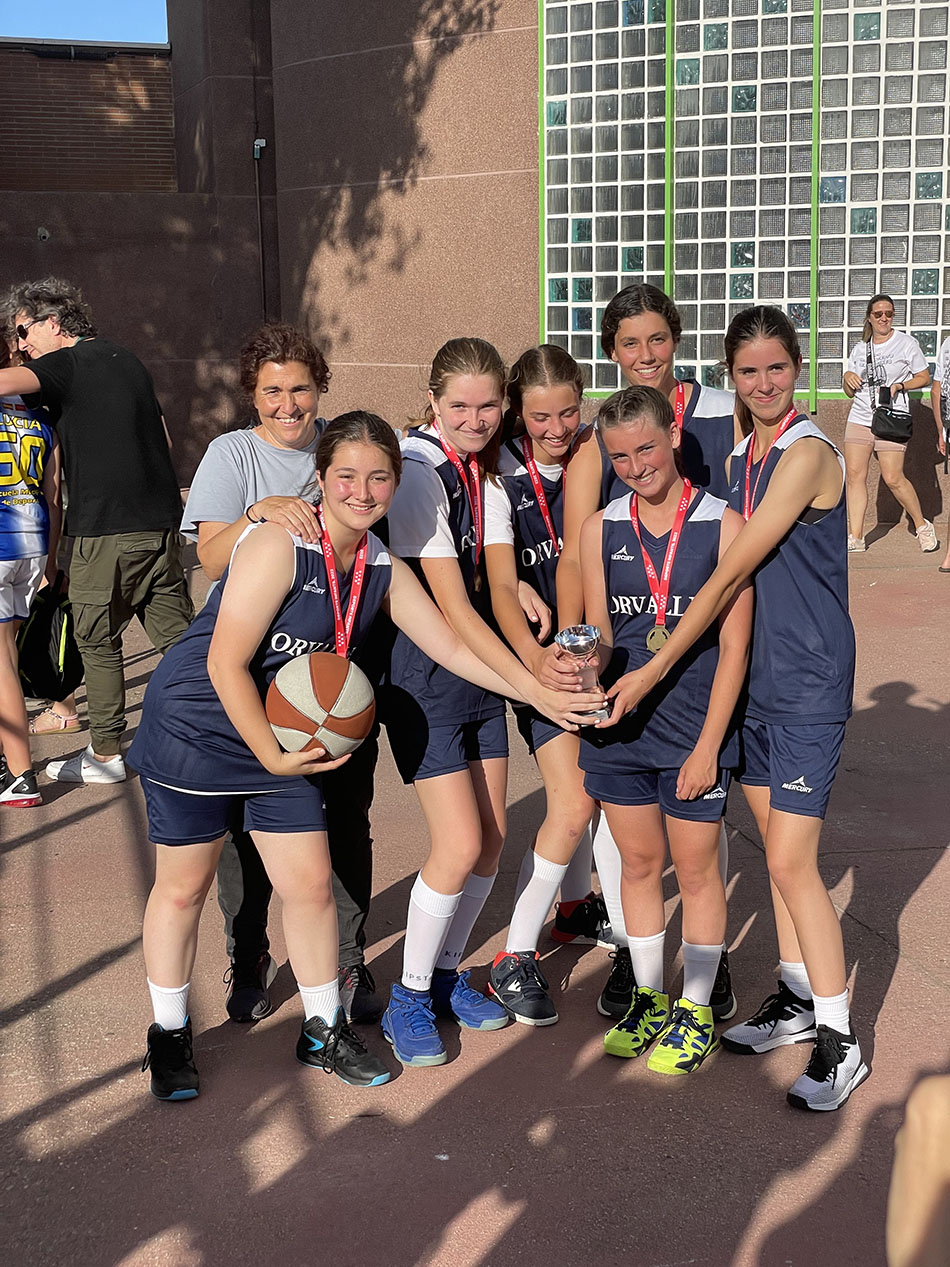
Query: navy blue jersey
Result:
<box><xmin>726</xmin><ymin>418</ymin><xmax>854</xmax><ymax>724</ymax></box>
<box><xmin>128</xmin><ymin>526</ymin><xmax>393</xmax><ymax>792</ymax></box>
<box><xmin>385</xmin><ymin>428</ymin><xmax>505</xmax><ymax>727</ymax></box>
<box><xmin>494</xmin><ymin>436</ymin><xmax>564</xmax><ymax>611</ymax></box>
<box><xmin>598</xmin><ymin>383</ymin><xmax>736</xmax><ymax>503</ymax></box>
<box><xmin>580</xmin><ymin>487</ymin><xmax>738</xmax><ymax>774</ymax></box>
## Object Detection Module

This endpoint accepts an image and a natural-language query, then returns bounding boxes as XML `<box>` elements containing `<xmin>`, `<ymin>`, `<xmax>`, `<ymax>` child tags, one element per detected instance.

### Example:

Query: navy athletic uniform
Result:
<box><xmin>598</xmin><ymin>382</ymin><xmax>736</xmax><ymax>501</ymax></box>
<box><xmin>579</xmin><ymin>488</ymin><xmax>736</xmax><ymax>820</ymax></box>
<box><xmin>128</xmin><ymin>525</ymin><xmax>392</xmax><ymax>843</ymax></box>
<box><xmin>485</xmin><ymin>436</ymin><xmax>565</xmax><ymax>754</ymax></box>
<box><xmin>726</xmin><ymin>417</ymin><xmax>854</xmax><ymax>819</ymax></box>
<box><xmin>384</xmin><ymin>427</ymin><xmax>507</xmax><ymax>783</ymax></box>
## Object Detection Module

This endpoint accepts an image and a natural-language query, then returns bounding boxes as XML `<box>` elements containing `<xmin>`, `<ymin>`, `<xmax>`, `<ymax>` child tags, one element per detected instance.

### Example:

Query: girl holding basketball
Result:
<box><xmin>481</xmin><ymin>344</ymin><xmax>598</xmax><ymax>1025</ymax></box>
<box><xmin>578</xmin><ymin>386</ymin><xmax>751</xmax><ymax>1075</ymax></box>
<box><xmin>129</xmin><ymin>411</ymin><xmax>598</xmax><ymax>1100</ymax></box>
<box><xmin>381</xmin><ymin>338</ymin><xmax>604</xmax><ymax>1066</ymax></box>
<box><xmin>598</xmin><ymin>307</ymin><xmax>868</xmax><ymax>1111</ymax></box>
<box><xmin>555</xmin><ymin>284</ymin><xmax>741</xmax><ymax>1019</ymax></box>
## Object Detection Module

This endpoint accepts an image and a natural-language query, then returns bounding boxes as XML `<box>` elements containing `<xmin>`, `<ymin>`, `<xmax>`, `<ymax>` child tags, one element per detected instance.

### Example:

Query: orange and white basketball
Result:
<box><xmin>265</xmin><ymin>651</ymin><xmax>375</xmax><ymax>759</ymax></box>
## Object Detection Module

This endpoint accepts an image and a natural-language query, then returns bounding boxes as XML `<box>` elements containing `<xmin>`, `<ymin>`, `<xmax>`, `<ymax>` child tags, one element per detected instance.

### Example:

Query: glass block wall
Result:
<box><xmin>539</xmin><ymin>0</ymin><xmax>950</xmax><ymax>402</ymax></box>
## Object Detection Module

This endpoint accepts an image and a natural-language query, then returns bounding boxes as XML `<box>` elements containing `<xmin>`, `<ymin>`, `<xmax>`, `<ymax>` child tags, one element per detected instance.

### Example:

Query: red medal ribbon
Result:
<box><xmin>433</xmin><ymin>423</ymin><xmax>483</xmax><ymax>563</ymax></box>
<box><xmin>629</xmin><ymin>479</ymin><xmax>693</xmax><ymax>629</ymax></box>
<box><xmin>742</xmin><ymin>406</ymin><xmax>799</xmax><ymax>521</ymax></box>
<box><xmin>673</xmin><ymin>381</ymin><xmax>686</xmax><ymax>430</ymax></box>
<box><xmin>316</xmin><ymin>504</ymin><xmax>367</xmax><ymax>658</ymax></box>
<box><xmin>522</xmin><ymin>435</ymin><xmax>565</xmax><ymax>556</ymax></box>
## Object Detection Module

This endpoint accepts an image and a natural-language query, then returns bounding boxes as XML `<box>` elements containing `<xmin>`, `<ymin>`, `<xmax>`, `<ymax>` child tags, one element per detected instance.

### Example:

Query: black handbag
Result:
<box><xmin>866</xmin><ymin>342</ymin><xmax>913</xmax><ymax>444</ymax></box>
<box><xmin>16</xmin><ymin>570</ymin><xmax>84</xmax><ymax>701</ymax></box>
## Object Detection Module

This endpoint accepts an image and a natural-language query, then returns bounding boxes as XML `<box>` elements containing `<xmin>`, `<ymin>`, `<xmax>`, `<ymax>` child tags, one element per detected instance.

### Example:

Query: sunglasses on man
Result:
<box><xmin>15</xmin><ymin>314</ymin><xmax>53</xmax><ymax>340</ymax></box>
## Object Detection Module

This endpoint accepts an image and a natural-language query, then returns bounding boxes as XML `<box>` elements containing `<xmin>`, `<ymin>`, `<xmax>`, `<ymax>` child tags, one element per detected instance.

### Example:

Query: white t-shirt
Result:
<box><xmin>846</xmin><ymin>330</ymin><xmax>928</xmax><ymax>428</ymax></box>
<box><xmin>386</xmin><ymin>432</ymin><xmax>460</xmax><ymax>558</ymax></box>
<box><xmin>483</xmin><ymin>441</ymin><xmax>564</xmax><ymax>548</ymax></box>
<box><xmin>933</xmin><ymin>337</ymin><xmax>950</xmax><ymax>427</ymax></box>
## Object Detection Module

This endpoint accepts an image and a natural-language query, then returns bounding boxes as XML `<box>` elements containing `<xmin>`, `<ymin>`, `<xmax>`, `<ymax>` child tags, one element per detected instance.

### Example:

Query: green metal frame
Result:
<box><xmin>664</xmin><ymin>0</ymin><xmax>675</xmax><ymax>297</ymax></box>
<box><xmin>538</xmin><ymin>0</ymin><xmax>547</xmax><ymax>345</ymax></box>
<box><xmin>809</xmin><ymin>0</ymin><xmax>821</xmax><ymax>413</ymax></box>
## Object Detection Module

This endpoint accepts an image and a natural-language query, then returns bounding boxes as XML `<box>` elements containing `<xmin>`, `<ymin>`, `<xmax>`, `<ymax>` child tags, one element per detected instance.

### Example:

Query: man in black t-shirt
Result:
<box><xmin>0</xmin><ymin>277</ymin><xmax>193</xmax><ymax>782</ymax></box>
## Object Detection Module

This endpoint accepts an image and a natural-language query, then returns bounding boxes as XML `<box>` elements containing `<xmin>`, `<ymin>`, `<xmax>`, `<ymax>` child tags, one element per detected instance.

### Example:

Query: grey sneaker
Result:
<box><xmin>786</xmin><ymin>1026</ymin><xmax>869</xmax><ymax>1111</ymax></box>
<box><xmin>917</xmin><ymin>520</ymin><xmax>939</xmax><ymax>553</ymax></box>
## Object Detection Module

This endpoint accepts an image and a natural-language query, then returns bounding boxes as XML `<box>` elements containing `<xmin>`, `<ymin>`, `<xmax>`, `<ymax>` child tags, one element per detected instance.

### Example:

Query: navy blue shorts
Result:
<box><xmin>583</xmin><ymin>767</ymin><xmax>732</xmax><ymax>821</ymax></box>
<box><xmin>391</xmin><ymin>713</ymin><xmax>509</xmax><ymax>784</ymax></box>
<box><xmin>142</xmin><ymin>777</ymin><xmax>327</xmax><ymax>846</ymax></box>
<box><xmin>737</xmin><ymin>719</ymin><xmax>845</xmax><ymax>820</ymax></box>
<box><xmin>514</xmin><ymin>705</ymin><xmax>564</xmax><ymax>757</ymax></box>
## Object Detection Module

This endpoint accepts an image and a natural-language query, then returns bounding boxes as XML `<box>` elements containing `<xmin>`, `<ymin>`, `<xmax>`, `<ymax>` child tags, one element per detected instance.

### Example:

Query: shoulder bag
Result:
<box><xmin>866</xmin><ymin>341</ymin><xmax>913</xmax><ymax>444</ymax></box>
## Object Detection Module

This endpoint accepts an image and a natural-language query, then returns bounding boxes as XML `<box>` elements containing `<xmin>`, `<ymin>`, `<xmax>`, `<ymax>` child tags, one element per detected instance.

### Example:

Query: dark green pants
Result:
<box><xmin>69</xmin><ymin>531</ymin><xmax>194</xmax><ymax>755</ymax></box>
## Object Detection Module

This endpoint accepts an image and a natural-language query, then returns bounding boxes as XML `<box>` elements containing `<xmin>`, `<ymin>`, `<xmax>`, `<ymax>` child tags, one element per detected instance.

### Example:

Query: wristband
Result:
<box><xmin>245</xmin><ymin>503</ymin><xmax>267</xmax><ymax>524</ymax></box>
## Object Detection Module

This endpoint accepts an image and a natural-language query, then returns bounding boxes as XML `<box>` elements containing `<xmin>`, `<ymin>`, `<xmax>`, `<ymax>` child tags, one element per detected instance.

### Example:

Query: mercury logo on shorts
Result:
<box><xmin>611</xmin><ymin>542</ymin><xmax>637</xmax><ymax>561</ymax></box>
<box><xmin>781</xmin><ymin>774</ymin><xmax>814</xmax><ymax>794</ymax></box>
<box><xmin>703</xmin><ymin>785</ymin><xmax>727</xmax><ymax>799</ymax></box>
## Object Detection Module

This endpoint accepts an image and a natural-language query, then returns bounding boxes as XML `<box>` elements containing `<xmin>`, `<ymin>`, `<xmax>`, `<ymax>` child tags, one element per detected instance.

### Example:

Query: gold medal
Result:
<box><xmin>646</xmin><ymin>624</ymin><xmax>670</xmax><ymax>653</ymax></box>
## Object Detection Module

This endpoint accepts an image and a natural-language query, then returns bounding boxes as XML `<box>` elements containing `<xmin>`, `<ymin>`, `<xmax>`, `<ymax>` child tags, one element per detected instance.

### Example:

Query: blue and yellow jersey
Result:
<box><xmin>0</xmin><ymin>396</ymin><xmax>54</xmax><ymax>561</ymax></box>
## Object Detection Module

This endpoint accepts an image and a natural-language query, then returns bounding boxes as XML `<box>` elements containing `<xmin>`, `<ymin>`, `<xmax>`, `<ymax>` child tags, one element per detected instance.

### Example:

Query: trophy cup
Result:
<box><xmin>554</xmin><ymin>624</ymin><xmax>611</xmax><ymax>723</ymax></box>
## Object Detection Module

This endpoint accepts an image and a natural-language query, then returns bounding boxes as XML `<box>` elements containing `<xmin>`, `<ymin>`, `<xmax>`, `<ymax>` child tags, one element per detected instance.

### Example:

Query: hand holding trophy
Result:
<box><xmin>553</xmin><ymin>624</ymin><xmax>611</xmax><ymax>723</ymax></box>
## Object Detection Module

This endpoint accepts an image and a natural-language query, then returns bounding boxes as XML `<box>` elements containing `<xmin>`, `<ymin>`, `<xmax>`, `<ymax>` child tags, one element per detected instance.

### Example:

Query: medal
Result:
<box><xmin>522</xmin><ymin>435</ymin><xmax>565</xmax><ymax>556</ymax></box>
<box><xmin>433</xmin><ymin>422</ymin><xmax>484</xmax><ymax>563</ymax></box>
<box><xmin>742</xmin><ymin>406</ymin><xmax>798</xmax><ymax>521</ymax></box>
<box><xmin>630</xmin><ymin>480</ymin><xmax>693</xmax><ymax>654</ymax></box>
<box><xmin>316</xmin><ymin>504</ymin><xmax>367</xmax><ymax>658</ymax></box>
<box><xmin>645</xmin><ymin>625</ymin><xmax>670</xmax><ymax>653</ymax></box>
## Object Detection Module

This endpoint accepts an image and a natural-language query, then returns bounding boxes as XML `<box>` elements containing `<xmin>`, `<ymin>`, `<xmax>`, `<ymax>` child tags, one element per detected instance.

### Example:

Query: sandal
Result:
<box><xmin>30</xmin><ymin>707</ymin><xmax>81</xmax><ymax>735</ymax></box>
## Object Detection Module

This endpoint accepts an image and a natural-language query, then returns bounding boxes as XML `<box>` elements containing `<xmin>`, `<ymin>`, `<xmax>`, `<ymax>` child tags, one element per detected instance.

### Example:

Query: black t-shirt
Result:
<box><xmin>26</xmin><ymin>337</ymin><xmax>183</xmax><ymax>537</ymax></box>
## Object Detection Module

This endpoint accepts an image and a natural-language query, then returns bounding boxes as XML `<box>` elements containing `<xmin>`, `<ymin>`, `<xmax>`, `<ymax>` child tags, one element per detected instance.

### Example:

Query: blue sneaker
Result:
<box><xmin>431</xmin><ymin>967</ymin><xmax>508</xmax><ymax>1031</ymax></box>
<box><xmin>381</xmin><ymin>983</ymin><xmax>447</xmax><ymax>1067</ymax></box>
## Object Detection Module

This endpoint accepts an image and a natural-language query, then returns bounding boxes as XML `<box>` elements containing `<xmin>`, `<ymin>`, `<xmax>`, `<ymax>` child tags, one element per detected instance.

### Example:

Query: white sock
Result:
<box><xmin>592</xmin><ymin>812</ymin><xmax>628</xmax><ymax>947</ymax></box>
<box><xmin>513</xmin><ymin>846</ymin><xmax>534</xmax><ymax>906</ymax></box>
<box><xmin>718</xmin><ymin>821</ymin><xmax>729</xmax><ymax>889</ymax></box>
<box><xmin>297</xmin><ymin>979</ymin><xmax>340</xmax><ymax>1024</ymax></box>
<box><xmin>779</xmin><ymin>960</ymin><xmax>812</xmax><ymax>1001</ymax></box>
<box><xmin>147</xmin><ymin>978</ymin><xmax>190</xmax><ymax>1030</ymax></box>
<box><xmin>506</xmin><ymin>852</ymin><xmax>568</xmax><ymax>952</ymax></box>
<box><xmin>628</xmin><ymin>930</ymin><xmax>666</xmax><ymax>992</ymax></box>
<box><xmin>435</xmin><ymin>871</ymin><xmax>497</xmax><ymax>971</ymax></box>
<box><xmin>560</xmin><ymin>825</ymin><xmax>593</xmax><ymax>902</ymax></box>
<box><xmin>681</xmin><ymin>940</ymin><xmax>723</xmax><ymax>1007</ymax></box>
<box><xmin>402</xmin><ymin>874</ymin><xmax>462</xmax><ymax>991</ymax></box>
<box><xmin>812</xmin><ymin>988</ymin><xmax>851</xmax><ymax>1036</ymax></box>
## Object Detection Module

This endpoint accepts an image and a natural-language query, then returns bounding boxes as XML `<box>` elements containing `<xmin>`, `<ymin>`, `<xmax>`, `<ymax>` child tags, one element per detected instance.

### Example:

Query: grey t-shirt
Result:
<box><xmin>181</xmin><ymin>422</ymin><xmax>327</xmax><ymax>540</ymax></box>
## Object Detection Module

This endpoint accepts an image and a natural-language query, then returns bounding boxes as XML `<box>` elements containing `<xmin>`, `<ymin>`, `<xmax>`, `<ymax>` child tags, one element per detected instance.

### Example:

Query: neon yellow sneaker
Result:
<box><xmin>603</xmin><ymin>986</ymin><xmax>670</xmax><ymax>1058</ymax></box>
<box><xmin>647</xmin><ymin>997</ymin><xmax>719</xmax><ymax>1075</ymax></box>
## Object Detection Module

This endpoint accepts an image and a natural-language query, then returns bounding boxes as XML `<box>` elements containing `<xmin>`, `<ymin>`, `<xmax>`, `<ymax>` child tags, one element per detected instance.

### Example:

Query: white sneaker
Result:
<box><xmin>847</xmin><ymin>534</ymin><xmax>866</xmax><ymax>553</ymax></box>
<box><xmin>916</xmin><ymin>520</ymin><xmax>939</xmax><ymax>553</ymax></box>
<box><xmin>786</xmin><ymin>1025</ymin><xmax>870</xmax><ymax>1112</ymax></box>
<box><xmin>46</xmin><ymin>745</ymin><xmax>126</xmax><ymax>784</ymax></box>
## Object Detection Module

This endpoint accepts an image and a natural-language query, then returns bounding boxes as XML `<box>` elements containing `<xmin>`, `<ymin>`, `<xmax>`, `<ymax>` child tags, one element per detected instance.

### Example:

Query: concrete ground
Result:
<box><xmin>2</xmin><ymin>517</ymin><xmax>949</xmax><ymax>1267</ymax></box>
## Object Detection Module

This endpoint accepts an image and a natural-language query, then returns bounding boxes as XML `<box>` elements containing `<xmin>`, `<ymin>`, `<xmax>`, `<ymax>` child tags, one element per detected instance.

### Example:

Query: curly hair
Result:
<box><xmin>238</xmin><ymin>324</ymin><xmax>331</xmax><ymax>403</ymax></box>
<box><xmin>5</xmin><ymin>276</ymin><xmax>97</xmax><ymax>338</ymax></box>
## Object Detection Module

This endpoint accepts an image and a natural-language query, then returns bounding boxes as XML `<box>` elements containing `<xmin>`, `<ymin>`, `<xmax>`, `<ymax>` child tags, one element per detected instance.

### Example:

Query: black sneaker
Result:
<box><xmin>0</xmin><ymin>767</ymin><xmax>40</xmax><ymax>807</ymax></box>
<box><xmin>551</xmin><ymin>891</ymin><xmax>613</xmax><ymax>947</ymax></box>
<box><xmin>339</xmin><ymin>962</ymin><xmax>384</xmax><ymax>1024</ymax></box>
<box><xmin>224</xmin><ymin>951</ymin><xmax>278</xmax><ymax>1022</ymax></box>
<box><xmin>786</xmin><ymin>1026</ymin><xmax>870</xmax><ymax>1111</ymax></box>
<box><xmin>597</xmin><ymin>946</ymin><xmax>637</xmax><ymax>1019</ymax></box>
<box><xmin>142</xmin><ymin>1019</ymin><xmax>199</xmax><ymax>1101</ymax></box>
<box><xmin>721</xmin><ymin>981</ymin><xmax>817</xmax><ymax>1054</ymax></box>
<box><xmin>296</xmin><ymin>1008</ymin><xmax>391</xmax><ymax>1087</ymax></box>
<box><xmin>488</xmin><ymin>950</ymin><xmax>559</xmax><ymax>1026</ymax></box>
<box><xmin>710</xmin><ymin>948</ymin><xmax>737</xmax><ymax>1021</ymax></box>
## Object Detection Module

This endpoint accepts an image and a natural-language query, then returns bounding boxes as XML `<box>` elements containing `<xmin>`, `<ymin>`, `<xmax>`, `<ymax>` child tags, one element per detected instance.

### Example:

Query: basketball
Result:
<box><xmin>266</xmin><ymin>651</ymin><xmax>375</xmax><ymax>759</ymax></box>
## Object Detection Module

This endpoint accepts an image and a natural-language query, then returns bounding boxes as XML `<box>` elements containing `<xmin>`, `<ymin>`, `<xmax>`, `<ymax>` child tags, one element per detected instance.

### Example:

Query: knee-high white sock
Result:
<box><xmin>148</xmin><ymin>979</ymin><xmax>190</xmax><ymax>1030</ymax></box>
<box><xmin>513</xmin><ymin>846</ymin><xmax>534</xmax><ymax>906</ymax></box>
<box><xmin>681</xmin><ymin>940</ymin><xmax>722</xmax><ymax>1007</ymax></box>
<box><xmin>812</xmin><ymin>989</ymin><xmax>850</xmax><ymax>1036</ymax></box>
<box><xmin>402</xmin><ymin>874</ymin><xmax>462</xmax><ymax>991</ymax></box>
<box><xmin>560</xmin><ymin>825</ymin><xmax>593</xmax><ymax>903</ymax></box>
<box><xmin>592</xmin><ymin>812</ymin><xmax>627</xmax><ymax>946</ymax></box>
<box><xmin>718</xmin><ymin>821</ymin><xmax>729</xmax><ymax>889</ymax></box>
<box><xmin>435</xmin><ymin>871</ymin><xmax>497</xmax><ymax>971</ymax></box>
<box><xmin>507</xmin><ymin>852</ymin><xmax>568</xmax><ymax>952</ymax></box>
<box><xmin>628</xmin><ymin>930</ymin><xmax>666</xmax><ymax>993</ymax></box>
<box><xmin>297</xmin><ymin>979</ymin><xmax>340</xmax><ymax>1024</ymax></box>
<box><xmin>779</xmin><ymin>959</ymin><xmax>812</xmax><ymax>1001</ymax></box>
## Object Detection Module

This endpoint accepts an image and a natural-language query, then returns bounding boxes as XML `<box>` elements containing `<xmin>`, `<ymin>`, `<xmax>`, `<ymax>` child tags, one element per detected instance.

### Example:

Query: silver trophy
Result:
<box><xmin>554</xmin><ymin>624</ymin><xmax>611</xmax><ymax>723</ymax></box>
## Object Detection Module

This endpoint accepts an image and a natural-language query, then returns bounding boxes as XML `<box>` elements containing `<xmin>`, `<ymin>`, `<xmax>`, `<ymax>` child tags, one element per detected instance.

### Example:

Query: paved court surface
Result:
<box><xmin>2</xmin><ymin>519</ymin><xmax>948</xmax><ymax>1267</ymax></box>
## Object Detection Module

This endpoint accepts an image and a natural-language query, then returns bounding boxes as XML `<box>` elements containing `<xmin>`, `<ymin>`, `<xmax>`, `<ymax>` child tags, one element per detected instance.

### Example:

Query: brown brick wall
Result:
<box><xmin>0</xmin><ymin>46</ymin><xmax>176</xmax><ymax>193</ymax></box>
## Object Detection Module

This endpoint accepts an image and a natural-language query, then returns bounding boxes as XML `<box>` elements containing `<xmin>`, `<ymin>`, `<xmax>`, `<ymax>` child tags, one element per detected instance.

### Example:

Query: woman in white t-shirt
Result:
<box><xmin>842</xmin><ymin>294</ymin><xmax>936</xmax><ymax>553</ymax></box>
<box><xmin>930</xmin><ymin>336</ymin><xmax>950</xmax><ymax>572</ymax></box>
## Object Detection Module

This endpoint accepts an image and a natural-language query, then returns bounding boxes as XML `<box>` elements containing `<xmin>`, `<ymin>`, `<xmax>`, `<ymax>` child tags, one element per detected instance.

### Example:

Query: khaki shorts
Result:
<box><xmin>844</xmin><ymin>421</ymin><xmax>906</xmax><ymax>453</ymax></box>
